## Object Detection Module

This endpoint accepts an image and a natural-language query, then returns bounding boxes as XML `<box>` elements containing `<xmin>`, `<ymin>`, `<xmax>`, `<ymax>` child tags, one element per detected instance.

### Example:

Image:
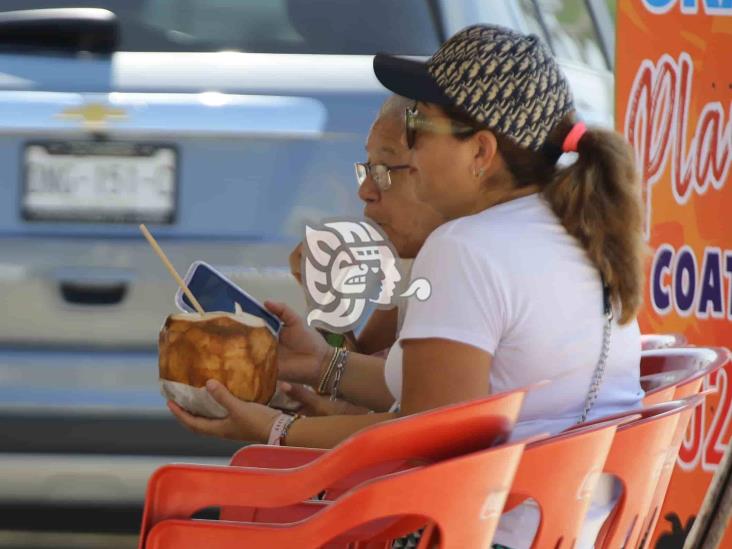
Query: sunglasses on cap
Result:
<box><xmin>405</xmin><ymin>103</ymin><xmax>476</xmax><ymax>149</ymax></box>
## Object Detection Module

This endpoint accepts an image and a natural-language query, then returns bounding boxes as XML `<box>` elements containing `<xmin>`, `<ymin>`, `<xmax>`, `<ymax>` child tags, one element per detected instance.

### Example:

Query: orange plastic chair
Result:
<box><xmin>144</xmin><ymin>437</ymin><xmax>531</xmax><ymax>549</ymax></box>
<box><xmin>139</xmin><ymin>390</ymin><xmax>526</xmax><ymax>549</ymax></box>
<box><xmin>640</xmin><ymin>333</ymin><xmax>687</xmax><ymax>351</ymax></box>
<box><xmin>502</xmin><ymin>416</ymin><xmax>632</xmax><ymax>549</ymax></box>
<box><xmin>218</xmin><ymin>386</ymin><xmax>534</xmax><ymax>528</ymax></box>
<box><xmin>578</xmin><ymin>397</ymin><xmax>703</xmax><ymax>549</ymax></box>
<box><xmin>641</xmin><ymin>347</ymin><xmax>730</xmax><ymax>405</ymax></box>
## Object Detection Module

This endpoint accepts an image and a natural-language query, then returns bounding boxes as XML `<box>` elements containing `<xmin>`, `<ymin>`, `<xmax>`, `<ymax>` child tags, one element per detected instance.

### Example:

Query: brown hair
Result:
<box><xmin>443</xmin><ymin>106</ymin><xmax>645</xmax><ymax>325</ymax></box>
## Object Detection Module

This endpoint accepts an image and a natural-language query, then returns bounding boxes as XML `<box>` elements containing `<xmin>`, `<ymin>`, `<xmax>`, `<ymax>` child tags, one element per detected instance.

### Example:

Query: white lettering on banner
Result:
<box><xmin>643</xmin><ymin>0</ymin><xmax>732</xmax><ymax>15</ymax></box>
<box><xmin>624</xmin><ymin>52</ymin><xmax>732</xmax><ymax>239</ymax></box>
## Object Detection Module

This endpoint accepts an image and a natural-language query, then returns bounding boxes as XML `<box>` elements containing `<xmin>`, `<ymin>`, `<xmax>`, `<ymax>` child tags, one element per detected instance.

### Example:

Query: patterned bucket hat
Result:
<box><xmin>373</xmin><ymin>24</ymin><xmax>574</xmax><ymax>152</ymax></box>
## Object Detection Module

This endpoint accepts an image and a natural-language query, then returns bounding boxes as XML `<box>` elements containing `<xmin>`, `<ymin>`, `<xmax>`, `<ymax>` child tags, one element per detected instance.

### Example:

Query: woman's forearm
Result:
<box><xmin>284</xmin><ymin>412</ymin><xmax>398</xmax><ymax>449</ymax></box>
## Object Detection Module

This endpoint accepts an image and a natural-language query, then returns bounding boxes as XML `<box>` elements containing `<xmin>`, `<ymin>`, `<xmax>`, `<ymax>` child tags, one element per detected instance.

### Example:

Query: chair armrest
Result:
<box><xmin>230</xmin><ymin>444</ymin><xmax>327</xmax><ymax>468</ymax></box>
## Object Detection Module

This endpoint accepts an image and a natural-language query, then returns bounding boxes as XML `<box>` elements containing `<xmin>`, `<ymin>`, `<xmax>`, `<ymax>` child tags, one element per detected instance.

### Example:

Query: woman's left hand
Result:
<box><xmin>167</xmin><ymin>379</ymin><xmax>280</xmax><ymax>442</ymax></box>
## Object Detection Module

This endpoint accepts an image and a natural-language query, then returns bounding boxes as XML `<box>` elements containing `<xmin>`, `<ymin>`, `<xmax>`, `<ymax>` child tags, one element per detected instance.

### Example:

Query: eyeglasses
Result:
<box><xmin>405</xmin><ymin>103</ymin><xmax>476</xmax><ymax>149</ymax></box>
<box><xmin>354</xmin><ymin>162</ymin><xmax>410</xmax><ymax>191</ymax></box>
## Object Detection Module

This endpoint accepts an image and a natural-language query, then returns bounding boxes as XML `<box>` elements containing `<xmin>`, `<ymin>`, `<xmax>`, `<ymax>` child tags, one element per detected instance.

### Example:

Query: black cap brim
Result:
<box><xmin>373</xmin><ymin>53</ymin><xmax>453</xmax><ymax>106</ymax></box>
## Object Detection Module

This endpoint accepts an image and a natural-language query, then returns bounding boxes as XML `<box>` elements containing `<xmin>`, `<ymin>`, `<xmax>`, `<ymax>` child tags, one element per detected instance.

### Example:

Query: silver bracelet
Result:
<box><xmin>329</xmin><ymin>348</ymin><xmax>349</xmax><ymax>401</ymax></box>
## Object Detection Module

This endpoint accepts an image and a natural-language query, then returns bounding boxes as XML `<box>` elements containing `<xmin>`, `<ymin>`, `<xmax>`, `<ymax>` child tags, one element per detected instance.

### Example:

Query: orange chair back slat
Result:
<box><xmin>637</xmin><ymin>392</ymin><xmax>712</xmax><ymax>548</ymax></box>
<box><xmin>505</xmin><ymin>419</ymin><xmax>624</xmax><ymax>549</ymax></box>
<box><xmin>143</xmin><ymin>438</ymin><xmax>529</xmax><ymax>549</ymax></box>
<box><xmin>641</xmin><ymin>347</ymin><xmax>729</xmax><ymax>405</ymax></box>
<box><xmin>597</xmin><ymin>397</ymin><xmax>702</xmax><ymax>549</ymax></box>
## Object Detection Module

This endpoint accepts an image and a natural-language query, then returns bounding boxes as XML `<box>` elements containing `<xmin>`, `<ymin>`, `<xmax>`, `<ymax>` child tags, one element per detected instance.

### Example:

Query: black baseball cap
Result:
<box><xmin>373</xmin><ymin>24</ymin><xmax>574</xmax><ymax>151</ymax></box>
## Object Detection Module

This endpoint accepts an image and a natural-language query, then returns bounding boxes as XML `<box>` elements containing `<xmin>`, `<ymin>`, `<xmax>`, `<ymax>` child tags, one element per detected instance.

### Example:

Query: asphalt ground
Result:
<box><xmin>0</xmin><ymin>531</ymin><xmax>137</xmax><ymax>549</ymax></box>
<box><xmin>0</xmin><ymin>504</ymin><xmax>140</xmax><ymax>548</ymax></box>
<box><xmin>0</xmin><ymin>503</ymin><xmax>220</xmax><ymax>548</ymax></box>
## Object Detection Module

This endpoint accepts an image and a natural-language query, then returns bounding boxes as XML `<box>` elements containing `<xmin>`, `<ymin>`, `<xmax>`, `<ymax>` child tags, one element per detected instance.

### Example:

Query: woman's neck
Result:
<box><xmin>463</xmin><ymin>183</ymin><xmax>540</xmax><ymax>217</ymax></box>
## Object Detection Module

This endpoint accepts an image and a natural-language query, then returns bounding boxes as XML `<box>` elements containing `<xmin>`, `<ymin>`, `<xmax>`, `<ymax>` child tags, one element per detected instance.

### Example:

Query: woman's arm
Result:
<box><xmin>168</xmin><ymin>382</ymin><xmax>397</xmax><ymax>450</ymax></box>
<box><xmin>284</xmin><ymin>411</ymin><xmax>397</xmax><ymax>448</ymax></box>
<box><xmin>286</xmin><ymin>338</ymin><xmax>492</xmax><ymax>447</ymax></box>
<box><xmin>400</xmin><ymin>338</ymin><xmax>492</xmax><ymax>414</ymax></box>
<box><xmin>169</xmin><ymin>338</ymin><xmax>492</xmax><ymax>450</ymax></box>
<box><xmin>264</xmin><ymin>300</ymin><xmax>395</xmax><ymax>412</ymax></box>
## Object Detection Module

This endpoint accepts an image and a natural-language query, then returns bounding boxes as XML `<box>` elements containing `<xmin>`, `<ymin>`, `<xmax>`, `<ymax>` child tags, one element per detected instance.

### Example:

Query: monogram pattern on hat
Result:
<box><xmin>428</xmin><ymin>25</ymin><xmax>574</xmax><ymax>151</ymax></box>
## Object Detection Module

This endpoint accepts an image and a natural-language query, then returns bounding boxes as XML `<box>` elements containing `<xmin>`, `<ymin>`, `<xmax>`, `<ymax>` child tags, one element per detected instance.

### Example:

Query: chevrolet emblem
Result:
<box><xmin>57</xmin><ymin>103</ymin><xmax>127</xmax><ymax>130</ymax></box>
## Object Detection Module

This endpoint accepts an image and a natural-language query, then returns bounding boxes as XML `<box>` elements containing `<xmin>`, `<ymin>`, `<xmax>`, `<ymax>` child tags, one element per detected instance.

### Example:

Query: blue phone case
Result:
<box><xmin>175</xmin><ymin>261</ymin><xmax>282</xmax><ymax>336</ymax></box>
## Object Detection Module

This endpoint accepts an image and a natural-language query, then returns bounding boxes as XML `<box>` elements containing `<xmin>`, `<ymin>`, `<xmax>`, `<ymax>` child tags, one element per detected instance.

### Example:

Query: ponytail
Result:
<box><xmin>542</xmin><ymin>119</ymin><xmax>645</xmax><ymax>324</ymax></box>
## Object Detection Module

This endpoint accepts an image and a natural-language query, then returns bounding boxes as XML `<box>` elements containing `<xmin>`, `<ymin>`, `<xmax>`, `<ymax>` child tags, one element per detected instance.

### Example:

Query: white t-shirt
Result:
<box><xmin>383</xmin><ymin>193</ymin><xmax>643</xmax><ymax>549</ymax></box>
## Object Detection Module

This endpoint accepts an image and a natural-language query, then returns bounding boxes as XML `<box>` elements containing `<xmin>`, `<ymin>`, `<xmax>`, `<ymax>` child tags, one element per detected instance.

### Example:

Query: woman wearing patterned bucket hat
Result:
<box><xmin>371</xmin><ymin>24</ymin><xmax>646</xmax><ymax>548</ymax></box>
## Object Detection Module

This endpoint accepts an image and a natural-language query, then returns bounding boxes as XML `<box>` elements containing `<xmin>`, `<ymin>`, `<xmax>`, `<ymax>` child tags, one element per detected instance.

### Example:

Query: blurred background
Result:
<box><xmin>0</xmin><ymin>1</ymin><xmax>615</xmax><ymax>547</ymax></box>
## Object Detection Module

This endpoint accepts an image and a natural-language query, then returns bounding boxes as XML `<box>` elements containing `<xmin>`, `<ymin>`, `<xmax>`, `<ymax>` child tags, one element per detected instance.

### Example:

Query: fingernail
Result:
<box><xmin>206</xmin><ymin>379</ymin><xmax>218</xmax><ymax>391</ymax></box>
<box><xmin>280</xmin><ymin>382</ymin><xmax>292</xmax><ymax>392</ymax></box>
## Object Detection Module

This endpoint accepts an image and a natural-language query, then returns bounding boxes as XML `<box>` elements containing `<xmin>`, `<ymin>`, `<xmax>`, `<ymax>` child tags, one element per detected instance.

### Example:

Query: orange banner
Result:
<box><xmin>615</xmin><ymin>1</ymin><xmax>732</xmax><ymax>547</ymax></box>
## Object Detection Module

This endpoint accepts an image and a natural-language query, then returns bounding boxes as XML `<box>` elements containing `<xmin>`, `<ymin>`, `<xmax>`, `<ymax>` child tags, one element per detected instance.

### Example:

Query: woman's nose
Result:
<box><xmin>358</xmin><ymin>174</ymin><xmax>381</xmax><ymax>203</ymax></box>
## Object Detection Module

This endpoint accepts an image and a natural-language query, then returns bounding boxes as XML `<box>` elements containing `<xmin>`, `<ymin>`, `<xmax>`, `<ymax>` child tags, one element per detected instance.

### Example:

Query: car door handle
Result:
<box><xmin>54</xmin><ymin>267</ymin><xmax>135</xmax><ymax>306</ymax></box>
<box><xmin>59</xmin><ymin>280</ymin><xmax>128</xmax><ymax>305</ymax></box>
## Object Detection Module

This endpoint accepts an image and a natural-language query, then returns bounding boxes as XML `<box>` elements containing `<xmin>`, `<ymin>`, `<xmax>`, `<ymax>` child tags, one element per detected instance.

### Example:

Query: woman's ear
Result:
<box><xmin>474</xmin><ymin>130</ymin><xmax>498</xmax><ymax>175</ymax></box>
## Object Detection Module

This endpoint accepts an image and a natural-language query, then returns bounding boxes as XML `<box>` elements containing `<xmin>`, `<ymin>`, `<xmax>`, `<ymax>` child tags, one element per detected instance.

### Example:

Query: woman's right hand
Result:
<box><xmin>264</xmin><ymin>300</ymin><xmax>330</xmax><ymax>386</ymax></box>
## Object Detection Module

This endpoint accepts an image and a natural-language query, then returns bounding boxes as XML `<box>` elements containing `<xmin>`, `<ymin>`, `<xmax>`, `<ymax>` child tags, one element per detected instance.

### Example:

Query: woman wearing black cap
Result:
<box><xmin>371</xmin><ymin>24</ymin><xmax>645</xmax><ymax>549</ymax></box>
<box><xmin>168</xmin><ymin>24</ymin><xmax>645</xmax><ymax>549</ymax></box>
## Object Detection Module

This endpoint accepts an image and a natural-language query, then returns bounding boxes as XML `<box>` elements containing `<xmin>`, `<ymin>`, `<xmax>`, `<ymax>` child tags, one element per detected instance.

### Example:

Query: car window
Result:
<box><xmin>517</xmin><ymin>0</ymin><xmax>609</xmax><ymax>71</ymax></box>
<box><xmin>0</xmin><ymin>0</ymin><xmax>441</xmax><ymax>55</ymax></box>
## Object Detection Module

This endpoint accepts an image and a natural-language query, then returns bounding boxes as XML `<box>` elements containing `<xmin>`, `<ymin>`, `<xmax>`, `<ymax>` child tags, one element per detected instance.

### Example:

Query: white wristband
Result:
<box><xmin>267</xmin><ymin>413</ymin><xmax>299</xmax><ymax>446</ymax></box>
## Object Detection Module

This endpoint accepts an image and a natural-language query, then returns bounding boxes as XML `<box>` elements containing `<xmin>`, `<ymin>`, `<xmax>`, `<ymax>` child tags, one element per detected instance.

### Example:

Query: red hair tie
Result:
<box><xmin>562</xmin><ymin>122</ymin><xmax>587</xmax><ymax>153</ymax></box>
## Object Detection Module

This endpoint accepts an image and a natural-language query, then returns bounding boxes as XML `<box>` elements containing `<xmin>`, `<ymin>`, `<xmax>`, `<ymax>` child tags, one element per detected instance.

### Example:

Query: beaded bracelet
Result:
<box><xmin>328</xmin><ymin>348</ymin><xmax>349</xmax><ymax>401</ymax></box>
<box><xmin>317</xmin><ymin>347</ymin><xmax>338</xmax><ymax>395</ymax></box>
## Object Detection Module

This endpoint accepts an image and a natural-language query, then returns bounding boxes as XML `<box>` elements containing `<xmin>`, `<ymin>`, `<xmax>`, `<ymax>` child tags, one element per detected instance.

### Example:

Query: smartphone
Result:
<box><xmin>176</xmin><ymin>261</ymin><xmax>282</xmax><ymax>336</ymax></box>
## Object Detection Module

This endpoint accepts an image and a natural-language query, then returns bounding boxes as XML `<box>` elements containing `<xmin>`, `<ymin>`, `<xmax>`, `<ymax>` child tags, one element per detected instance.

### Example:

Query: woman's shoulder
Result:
<box><xmin>421</xmin><ymin>193</ymin><xmax>552</xmax><ymax>256</ymax></box>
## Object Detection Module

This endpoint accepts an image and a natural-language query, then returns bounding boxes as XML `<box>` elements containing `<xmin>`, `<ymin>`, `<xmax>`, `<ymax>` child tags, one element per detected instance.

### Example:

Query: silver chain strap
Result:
<box><xmin>577</xmin><ymin>286</ymin><xmax>614</xmax><ymax>424</ymax></box>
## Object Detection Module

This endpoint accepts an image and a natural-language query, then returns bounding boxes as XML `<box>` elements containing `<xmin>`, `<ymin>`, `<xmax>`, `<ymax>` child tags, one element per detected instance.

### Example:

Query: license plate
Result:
<box><xmin>22</xmin><ymin>141</ymin><xmax>177</xmax><ymax>224</ymax></box>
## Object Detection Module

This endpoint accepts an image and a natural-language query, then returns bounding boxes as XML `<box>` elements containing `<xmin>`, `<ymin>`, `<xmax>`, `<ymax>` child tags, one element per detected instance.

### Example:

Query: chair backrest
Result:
<box><xmin>505</xmin><ymin>418</ymin><xmax>629</xmax><ymax>549</ymax></box>
<box><xmin>636</xmin><ymin>393</ymin><xmax>709</xmax><ymax>548</ymax></box>
<box><xmin>139</xmin><ymin>389</ymin><xmax>527</xmax><ymax>548</ymax></box>
<box><xmin>641</xmin><ymin>347</ymin><xmax>730</xmax><ymax>403</ymax></box>
<box><xmin>597</xmin><ymin>396</ymin><xmax>702</xmax><ymax>549</ymax></box>
<box><xmin>235</xmin><ymin>387</ymin><xmax>527</xmax><ymax>506</ymax></box>
<box><xmin>641</xmin><ymin>369</ymin><xmax>696</xmax><ymax>406</ymax></box>
<box><xmin>143</xmin><ymin>437</ymin><xmax>530</xmax><ymax>549</ymax></box>
<box><xmin>640</xmin><ymin>333</ymin><xmax>687</xmax><ymax>351</ymax></box>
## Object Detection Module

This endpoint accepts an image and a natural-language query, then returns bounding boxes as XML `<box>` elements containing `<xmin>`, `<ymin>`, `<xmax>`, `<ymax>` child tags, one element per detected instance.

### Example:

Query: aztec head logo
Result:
<box><xmin>303</xmin><ymin>219</ymin><xmax>430</xmax><ymax>332</ymax></box>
